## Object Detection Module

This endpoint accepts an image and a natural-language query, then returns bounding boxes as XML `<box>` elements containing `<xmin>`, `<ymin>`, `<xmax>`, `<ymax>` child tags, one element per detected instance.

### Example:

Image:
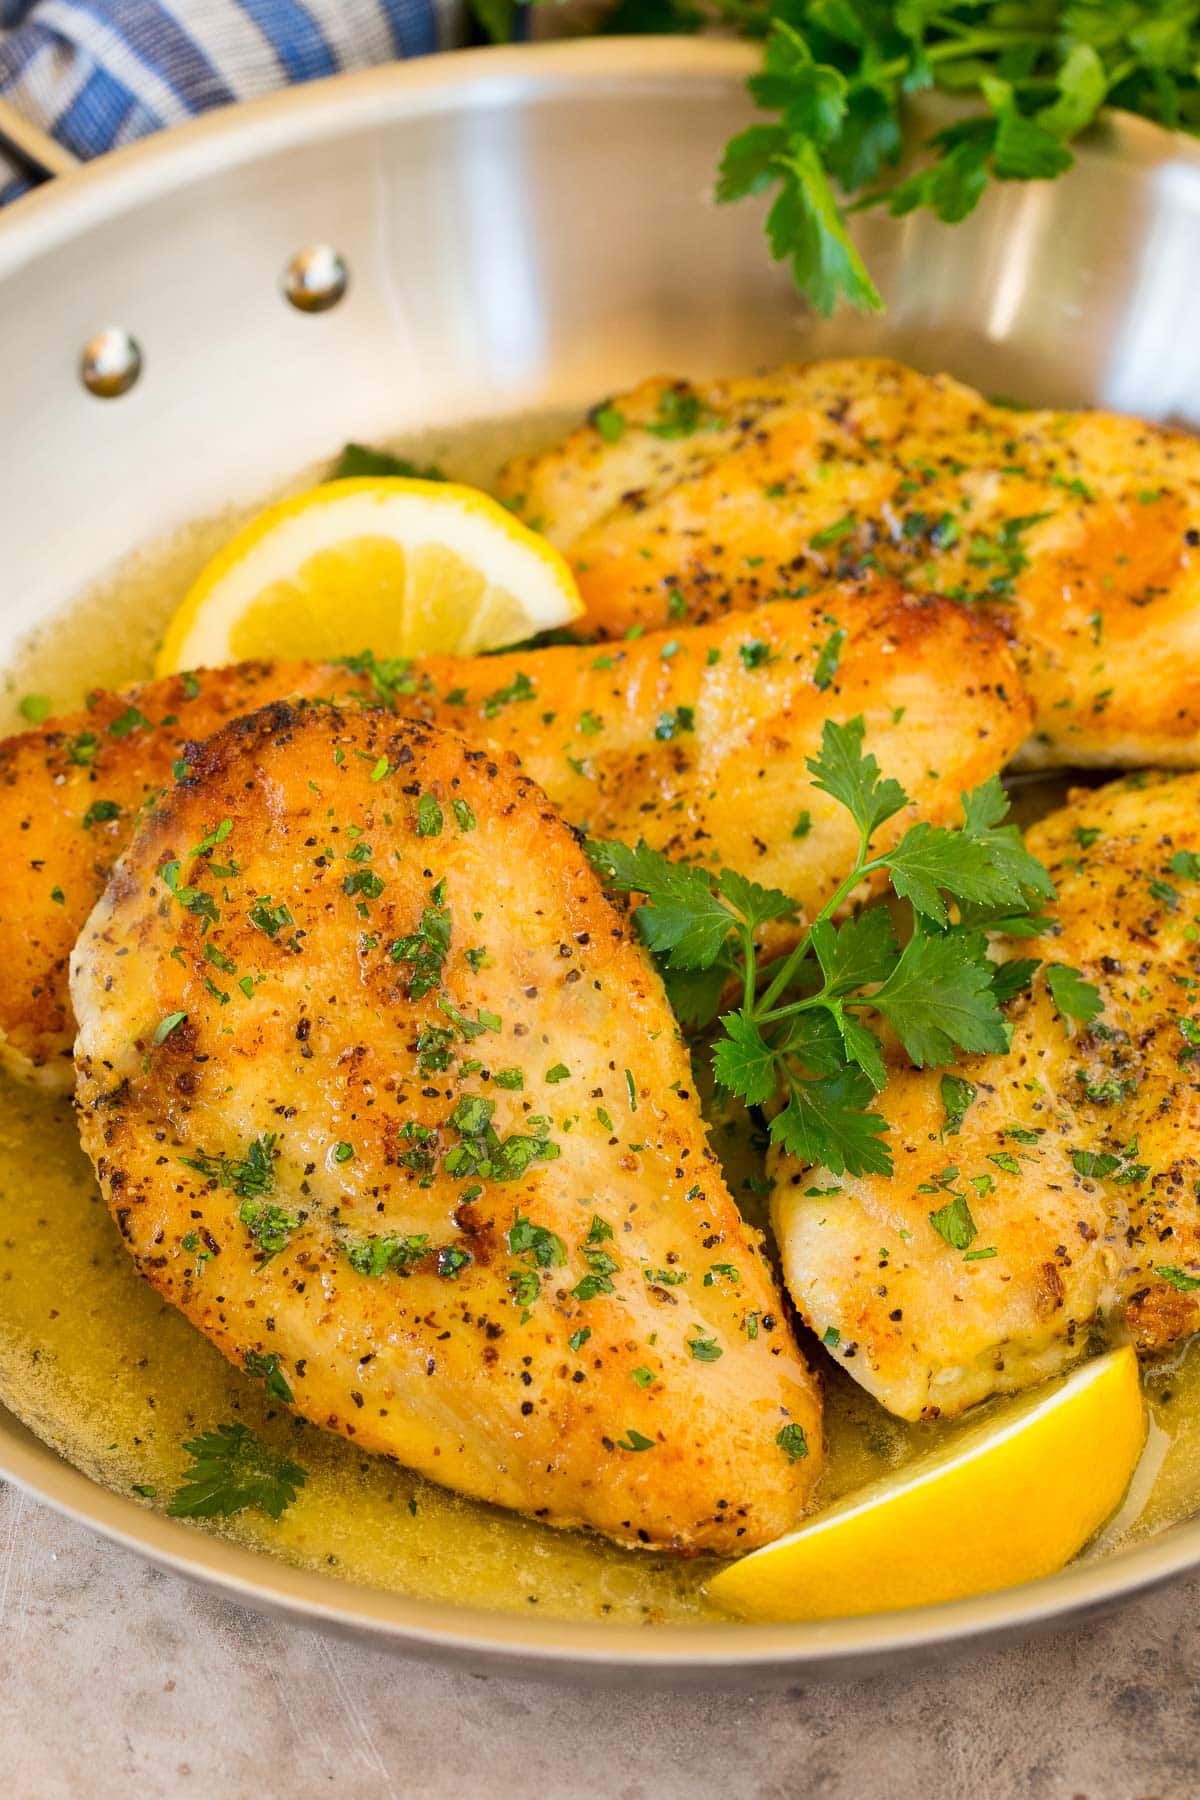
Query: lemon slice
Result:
<box><xmin>709</xmin><ymin>1346</ymin><xmax>1145</xmax><ymax>1622</ymax></box>
<box><xmin>156</xmin><ymin>478</ymin><xmax>585</xmax><ymax>674</ymax></box>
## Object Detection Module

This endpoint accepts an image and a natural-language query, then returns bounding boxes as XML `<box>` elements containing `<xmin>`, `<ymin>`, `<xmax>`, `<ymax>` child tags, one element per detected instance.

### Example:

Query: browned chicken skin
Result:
<box><xmin>0</xmin><ymin>583</ymin><xmax>1028</xmax><ymax>1087</ymax></box>
<box><xmin>72</xmin><ymin>703</ymin><xmax>822</xmax><ymax>1550</ymax></box>
<box><xmin>771</xmin><ymin>772</ymin><xmax>1200</xmax><ymax>1421</ymax></box>
<box><xmin>500</xmin><ymin>358</ymin><xmax>1200</xmax><ymax>768</ymax></box>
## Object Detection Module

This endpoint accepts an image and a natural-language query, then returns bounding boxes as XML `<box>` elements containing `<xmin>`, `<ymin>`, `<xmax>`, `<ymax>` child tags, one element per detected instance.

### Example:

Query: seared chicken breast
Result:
<box><xmin>500</xmin><ymin>358</ymin><xmax>1200</xmax><ymax>767</ymax></box>
<box><xmin>72</xmin><ymin>703</ymin><xmax>822</xmax><ymax>1551</ymax></box>
<box><xmin>0</xmin><ymin>583</ymin><xmax>1028</xmax><ymax>1088</ymax></box>
<box><xmin>771</xmin><ymin>771</ymin><xmax>1200</xmax><ymax>1422</ymax></box>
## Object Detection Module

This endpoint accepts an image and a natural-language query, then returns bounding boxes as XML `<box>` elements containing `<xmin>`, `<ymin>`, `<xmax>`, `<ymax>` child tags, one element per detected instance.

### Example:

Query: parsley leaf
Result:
<box><xmin>1046</xmin><ymin>962</ymin><xmax>1103</xmax><ymax>1024</ymax></box>
<box><xmin>872</xmin><ymin>930</ymin><xmax>1009</xmax><ymax>1066</ymax></box>
<box><xmin>330</xmin><ymin>442</ymin><xmax>445</xmax><ymax>481</ymax></box>
<box><xmin>769</xmin><ymin>1068</ymin><xmax>891</xmax><ymax>1177</ymax></box>
<box><xmin>806</xmin><ymin>717</ymin><xmax>907</xmax><ymax>841</ymax></box>
<box><xmin>167</xmin><ymin>1422</ymin><xmax>305</xmax><ymax>1520</ymax></box>
<box><xmin>928</xmin><ymin>1193</ymin><xmax>978</xmax><ymax>1251</ymax></box>
<box><xmin>587</xmin><ymin>839</ymin><xmax>735</xmax><ymax>969</ymax></box>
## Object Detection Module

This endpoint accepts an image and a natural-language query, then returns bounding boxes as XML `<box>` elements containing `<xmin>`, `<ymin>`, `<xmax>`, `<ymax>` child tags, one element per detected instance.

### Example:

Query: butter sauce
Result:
<box><xmin>0</xmin><ymin>418</ymin><xmax>1193</xmax><ymax>1624</ymax></box>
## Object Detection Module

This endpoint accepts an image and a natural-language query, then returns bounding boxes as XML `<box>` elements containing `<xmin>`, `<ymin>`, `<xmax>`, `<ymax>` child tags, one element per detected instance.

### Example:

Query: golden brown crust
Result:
<box><xmin>0</xmin><ymin>585</ymin><xmax>1029</xmax><ymax>1084</ymax></box>
<box><xmin>72</xmin><ymin>703</ymin><xmax>823</xmax><ymax>1551</ymax></box>
<box><xmin>500</xmin><ymin>358</ymin><xmax>1200</xmax><ymax>767</ymax></box>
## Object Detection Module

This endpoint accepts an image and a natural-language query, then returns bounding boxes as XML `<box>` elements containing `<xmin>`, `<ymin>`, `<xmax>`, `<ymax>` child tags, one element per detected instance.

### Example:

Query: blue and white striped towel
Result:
<box><xmin>0</xmin><ymin>0</ymin><xmax>465</xmax><ymax>205</ymax></box>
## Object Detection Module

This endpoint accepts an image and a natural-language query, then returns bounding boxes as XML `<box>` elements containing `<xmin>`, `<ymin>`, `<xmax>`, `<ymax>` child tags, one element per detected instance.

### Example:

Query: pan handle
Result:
<box><xmin>0</xmin><ymin>96</ymin><xmax>80</xmax><ymax>184</ymax></box>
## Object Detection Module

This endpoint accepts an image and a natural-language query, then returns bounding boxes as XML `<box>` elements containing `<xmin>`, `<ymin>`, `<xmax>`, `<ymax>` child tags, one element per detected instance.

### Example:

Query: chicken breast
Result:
<box><xmin>71</xmin><ymin>703</ymin><xmax>822</xmax><ymax>1551</ymax></box>
<box><xmin>771</xmin><ymin>771</ymin><xmax>1200</xmax><ymax>1422</ymax></box>
<box><xmin>500</xmin><ymin>358</ymin><xmax>1200</xmax><ymax>767</ymax></box>
<box><xmin>0</xmin><ymin>583</ymin><xmax>1028</xmax><ymax>1088</ymax></box>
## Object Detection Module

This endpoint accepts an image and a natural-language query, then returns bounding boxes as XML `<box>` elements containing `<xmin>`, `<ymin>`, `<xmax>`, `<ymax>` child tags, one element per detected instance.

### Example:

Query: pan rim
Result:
<box><xmin>1</xmin><ymin>36</ymin><xmax>1199</xmax><ymax>1679</ymax></box>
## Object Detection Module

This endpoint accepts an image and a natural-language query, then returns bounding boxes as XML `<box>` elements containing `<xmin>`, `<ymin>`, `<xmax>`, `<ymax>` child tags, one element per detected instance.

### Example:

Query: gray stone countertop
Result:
<box><xmin>1</xmin><ymin>1477</ymin><xmax>1197</xmax><ymax>1799</ymax></box>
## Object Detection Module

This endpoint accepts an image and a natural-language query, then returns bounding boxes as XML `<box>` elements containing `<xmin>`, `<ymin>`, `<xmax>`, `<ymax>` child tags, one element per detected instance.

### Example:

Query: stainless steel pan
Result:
<box><xmin>2</xmin><ymin>38</ymin><xmax>1199</xmax><ymax>1684</ymax></box>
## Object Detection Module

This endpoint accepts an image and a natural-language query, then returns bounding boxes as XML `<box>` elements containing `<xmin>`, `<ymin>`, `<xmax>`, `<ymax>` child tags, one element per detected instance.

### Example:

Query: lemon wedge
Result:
<box><xmin>156</xmin><ymin>478</ymin><xmax>584</xmax><ymax>674</ymax></box>
<box><xmin>709</xmin><ymin>1346</ymin><xmax>1145</xmax><ymax>1622</ymax></box>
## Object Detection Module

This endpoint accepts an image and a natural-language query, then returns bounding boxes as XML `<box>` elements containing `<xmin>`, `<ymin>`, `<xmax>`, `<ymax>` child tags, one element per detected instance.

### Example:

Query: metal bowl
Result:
<box><xmin>2</xmin><ymin>38</ymin><xmax>1199</xmax><ymax>1683</ymax></box>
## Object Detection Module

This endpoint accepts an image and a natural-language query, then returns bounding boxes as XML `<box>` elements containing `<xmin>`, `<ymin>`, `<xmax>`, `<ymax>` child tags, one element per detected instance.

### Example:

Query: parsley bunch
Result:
<box><xmin>589</xmin><ymin>716</ymin><xmax>1054</xmax><ymax>1177</ymax></box>
<box><xmin>477</xmin><ymin>2</ymin><xmax>1200</xmax><ymax>316</ymax></box>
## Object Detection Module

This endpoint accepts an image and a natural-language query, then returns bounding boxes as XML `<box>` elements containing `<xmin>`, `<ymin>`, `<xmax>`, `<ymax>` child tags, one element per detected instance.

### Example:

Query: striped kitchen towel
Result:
<box><xmin>0</xmin><ymin>0</ymin><xmax>466</xmax><ymax>205</ymax></box>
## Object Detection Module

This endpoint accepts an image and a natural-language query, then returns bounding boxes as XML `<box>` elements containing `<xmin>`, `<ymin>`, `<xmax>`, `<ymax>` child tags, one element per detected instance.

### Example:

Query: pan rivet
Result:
<box><xmin>282</xmin><ymin>245</ymin><xmax>348</xmax><ymax>313</ymax></box>
<box><xmin>80</xmin><ymin>328</ymin><xmax>143</xmax><ymax>399</ymax></box>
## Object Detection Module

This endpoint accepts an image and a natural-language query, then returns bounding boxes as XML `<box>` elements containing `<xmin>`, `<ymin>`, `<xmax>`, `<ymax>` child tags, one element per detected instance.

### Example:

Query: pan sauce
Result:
<box><xmin>0</xmin><ymin>417</ymin><xmax>1196</xmax><ymax>1624</ymax></box>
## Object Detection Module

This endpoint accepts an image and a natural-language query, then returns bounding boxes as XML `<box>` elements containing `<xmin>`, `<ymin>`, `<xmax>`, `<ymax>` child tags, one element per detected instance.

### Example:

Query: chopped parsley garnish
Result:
<box><xmin>18</xmin><ymin>694</ymin><xmax>50</xmax><ymax>723</ymax></box>
<box><xmin>153</xmin><ymin>1010</ymin><xmax>188</xmax><ymax>1046</ymax></box>
<box><xmin>1070</xmin><ymin>1149</ymin><xmax>1120</xmax><ymax>1179</ymax></box>
<box><xmin>437</xmin><ymin>1246</ymin><xmax>472</xmax><ymax>1280</ymax></box>
<box><xmin>507</xmin><ymin>1210</ymin><xmax>567</xmax><ymax>1269</ymax></box>
<box><xmin>239</xmin><ymin>1198</ymin><xmax>298</xmax><ymax>1260</ymax></box>
<box><xmin>441</xmin><ymin>1093</ymin><xmax>559</xmax><ymax>1186</ymax></box>
<box><xmin>181</xmin><ymin>1132</ymin><xmax>277</xmax><ymax>1200</ymax></box>
<box><xmin>336</xmin><ymin>649</ymin><xmax>418</xmax><ymax>707</ymax></box>
<box><xmin>928</xmin><ymin>1193</ymin><xmax>977</xmax><ymax>1251</ymax></box>
<box><xmin>390</xmin><ymin>882</ymin><xmax>451</xmax><ymax>1000</ymax></box>
<box><xmin>812</xmin><ymin>626</ymin><xmax>846</xmax><ymax>690</ymax></box>
<box><xmin>416</xmin><ymin>792</ymin><xmax>443</xmax><ymax>836</ymax></box>
<box><xmin>703</xmin><ymin>1263</ymin><xmax>739</xmax><ymax>1286</ymax></box>
<box><xmin>645</xmin><ymin>387</ymin><xmax>715</xmax><ymax>439</ymax></box>
<box><xmin>775</xmin><ymin>1423</ymin><xmax>809</xmax><ymax>1463</ymax></box>
<box><xmin>809</xmin><ymin>514</ymin><xmax>856</xmax><ymax>550</ymax></box>
<box><xmin>159</xmin><ymin>859</ymin><xmax>219</xmax><ymax>930</ymax></box>
<box><xmin>68</xmin><ymin>731</ymin><xmax>99</xmax><ymax>765</ymax></box>
<box><xmin>483</xmin><ymin>670</ymin><xmax>536</xmax><ymax>719</ymax></box>
<box><xmin>248</xmin><ymin>896</ymin><xmax>293</xmax><ymax>939</ymax></box>
<box><xmin>1045</xmin><ymin>963</ymin><xmax>1103</xmax><ymax>1025</ymax></box>
<box><xmin>192</xmin><ymin>819</ymin><xmax>233</xmax><ymax>857</ymax></box>
<box><xmin>573</xmin><ymin>1244</ymin><xmax>619</xmax><ymax>1302</ymax></box>
<box><xmin>653</xmin><ymin>706</ymin><xmax>695</xmax><ymax>741</ymax></box>
<box><xmin>438</xmin><ymin>997</ymin><xmax>501</xmax><ymax>1041</ymax></box>
<box><xmin>452</xmin><ymin>798</ymin><xmax>476</xmax><ymax>831</ymax></box>
<box><xmin>591</xmin><ymin>402</ymin><xmax>626</xmax><ymax>443</ymax></box>
<box><xmin>1156</xmin><ymin>1265</ymin><xmax>1200</xmax><ymax>1293</ymax></box>
<box><xmin>244</xmin><ymin>1349</ymin><xmax>294</xmax><ymax>1405</ymax></box>
<box><xmin>345</xmin><ymin>1233</ymin><xmax>429</xmax><ymax>1277</ymax></box>
<box><xmin>82</xmin><ymin>799</ymin><xmax>121</xmax><ymax>830</ymax></box>
<box><xmin>616</xmin><ymin>1428</ymin><xmax>656</xmax><ymax>1453</ymax></box>
<box><xmin>940</xmin><ymin>1075</ymin><xmax>977</xmax><ymax>1138</ymax></box>
<box><xmin>330</xmin><ymin>443</ymin><xmax>445</xmax><ymax>481</ymax></box>
<box><xmin>687</xmin><ymin>1328</ymin><xmax>723</xmax><ymax>1362</ymax></box>
<box><xmin>108</xmin><ymin>705</ymin><xmax>150</xmax><ymax>739</ymax></box>
<box><xmin>343</xmin><ymin>868</ymin><xmax>385</xmax><ymax>900</ymax></box>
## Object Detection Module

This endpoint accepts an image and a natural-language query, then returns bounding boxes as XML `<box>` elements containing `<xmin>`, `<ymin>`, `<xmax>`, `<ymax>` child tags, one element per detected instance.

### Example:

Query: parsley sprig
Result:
<box><xmin>475</xmin><ymin>3</ymin><xmax>1200</xmax><ymax>317</ymax></box>
<box><xmin>589</xmin><ymin>717</ymin><xmax>1054</xmax><ymax>1177</ymax></box>
<box><xmin>167</xmin><ymin>1422</ymin><xmax>306</xmax><ymax>1520</ymax></box>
